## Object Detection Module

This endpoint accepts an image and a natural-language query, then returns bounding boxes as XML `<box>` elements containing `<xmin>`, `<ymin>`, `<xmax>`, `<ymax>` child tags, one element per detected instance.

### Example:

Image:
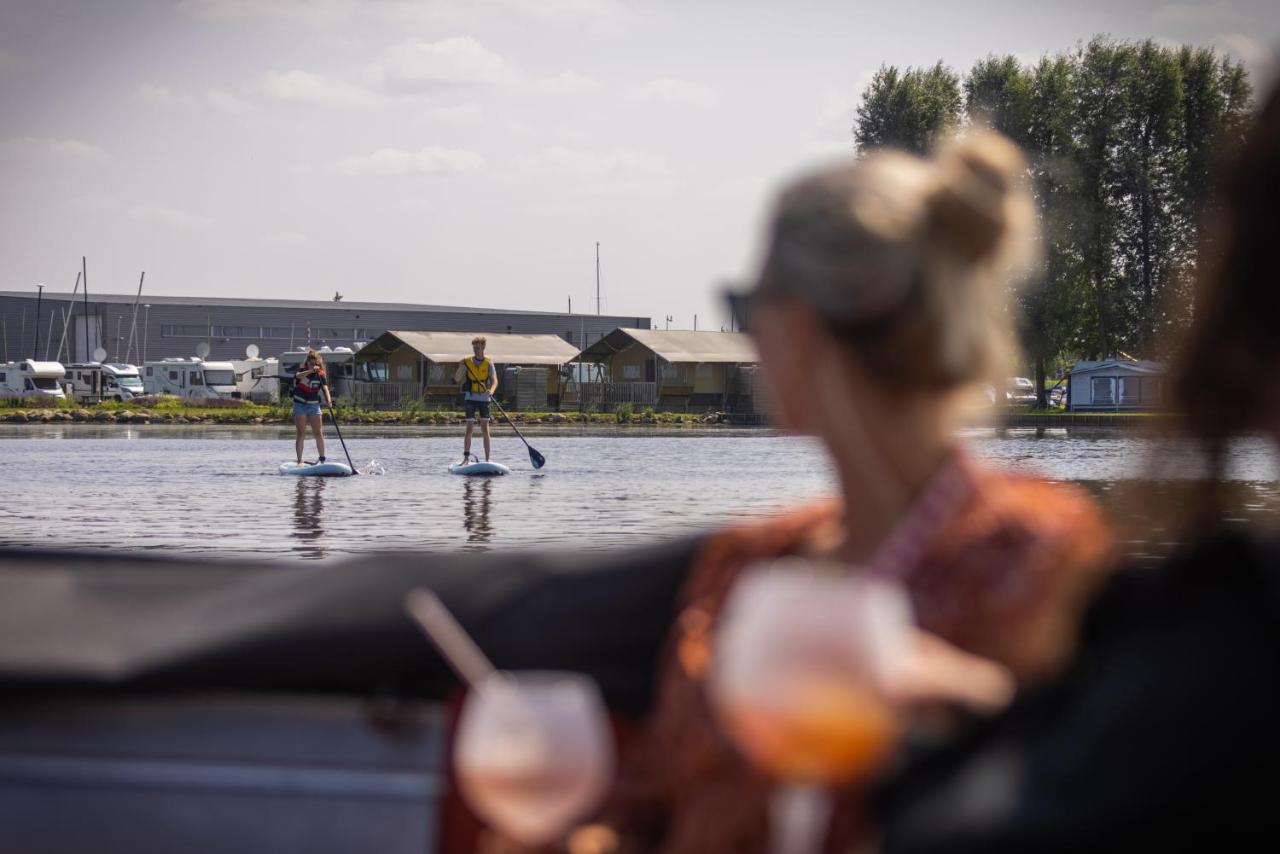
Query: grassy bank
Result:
<box><xmin>0</xmin><ymin>397</ymin><xmax>731</xmax><ymax>426</ymax></box>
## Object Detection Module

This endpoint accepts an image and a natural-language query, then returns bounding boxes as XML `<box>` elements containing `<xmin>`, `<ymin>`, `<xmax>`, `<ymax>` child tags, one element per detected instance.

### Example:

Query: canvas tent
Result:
<box><xmin>574</xmin><ymin>328</ymin><xmax>760</xmax><ymax>411</ymax></box>
<box><xmin>1067</xmin><ymin>358</ymin><xmax>1167</xmax><ymax>411</ymax></box>
<box><xmin>353</xmin><ymin>331</ymin><xmax>580</xmax><ymax>408</ymax></box>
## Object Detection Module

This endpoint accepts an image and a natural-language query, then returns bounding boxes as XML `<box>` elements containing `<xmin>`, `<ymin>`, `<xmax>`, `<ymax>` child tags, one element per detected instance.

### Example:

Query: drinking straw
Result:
<box><xmin>405</xmin><ymin>588</ymin><xmax>499</xmax><ymax>691</ymax></box>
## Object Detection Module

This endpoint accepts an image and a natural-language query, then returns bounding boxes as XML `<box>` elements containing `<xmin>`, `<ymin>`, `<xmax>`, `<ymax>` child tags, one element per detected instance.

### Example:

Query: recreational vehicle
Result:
<box><xmin>63</xmin><ymin>363</ymin><xmax>145</xmax><ymax>404</ymax></box>
<box><xmin>142</xmin><ymin>358</ymin><xmax>240</xmax><ymax>400</ymax></box>
<box><xmin>0</xmin><ymin>360</ymin><xmax>67</xmax><ymax>400</ymax></box>
<box><xmin>279</xmin><ymin>346</ymin><xmax>354</xmax><ymax>401</ymax></box>
<box><xmin>232</xmin><ymin>357</ymin><xmax>280</xmax><ymax>403</ymax></box>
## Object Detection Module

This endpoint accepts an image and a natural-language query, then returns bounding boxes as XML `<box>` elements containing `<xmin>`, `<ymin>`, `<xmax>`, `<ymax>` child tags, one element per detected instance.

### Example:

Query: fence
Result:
<box><xmin>563</xmin><ymin>381</ymin><xmax>658</xmax><ymax>409</ymax></box>
<box><xmin>350</xmin><ymin>380</ymin><xmax>420</xmax><ymax>409</ymax></box>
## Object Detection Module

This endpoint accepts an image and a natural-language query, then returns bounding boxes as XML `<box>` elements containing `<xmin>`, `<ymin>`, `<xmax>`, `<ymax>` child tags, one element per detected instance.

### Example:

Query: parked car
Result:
<box><xmin>1005</xmin><ymin>376</ymin><xmax>1037</xmax><ymax>405</ymax></box>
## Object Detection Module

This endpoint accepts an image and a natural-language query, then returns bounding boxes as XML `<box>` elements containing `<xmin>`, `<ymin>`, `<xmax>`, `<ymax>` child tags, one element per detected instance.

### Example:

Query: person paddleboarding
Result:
<box><xmin>453</xmin><ymin>336</ymin><xmax>499</xmax><ymax>464</ymax></box>
<box><xmin>292</xmin><ymin>349</ymin><xmax>332</xmax><ymax>465</ymax></box>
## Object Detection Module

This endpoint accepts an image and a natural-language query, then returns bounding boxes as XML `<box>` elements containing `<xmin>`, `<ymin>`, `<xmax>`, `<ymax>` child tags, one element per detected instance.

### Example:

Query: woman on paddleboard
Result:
<box><xmin>292</xmin><ymin>349</ymin><xmax>332</xmax><ymax>465</ymax></box>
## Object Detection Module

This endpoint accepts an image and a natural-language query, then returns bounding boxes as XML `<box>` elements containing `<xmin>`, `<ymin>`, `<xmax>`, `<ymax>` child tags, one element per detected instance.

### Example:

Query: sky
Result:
<box><xmin>1</xmin><ymin>0</ymin><xmax>1276</xmax><ymax>330</ymax></box>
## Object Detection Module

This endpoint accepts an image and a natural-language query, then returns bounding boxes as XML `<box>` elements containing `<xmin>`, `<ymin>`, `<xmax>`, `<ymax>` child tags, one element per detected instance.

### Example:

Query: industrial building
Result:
<box><xmin>0</xmin><ymin>290</ymin><xmax>649</xmax><ymax>365</ymax></box>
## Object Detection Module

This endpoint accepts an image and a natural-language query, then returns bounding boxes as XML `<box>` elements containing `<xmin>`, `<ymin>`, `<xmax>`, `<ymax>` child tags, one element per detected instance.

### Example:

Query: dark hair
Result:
<box><xmin>1170</xmin><ymin>77</ymin><xmax>1273</xmax><ymax>526</ymax></box>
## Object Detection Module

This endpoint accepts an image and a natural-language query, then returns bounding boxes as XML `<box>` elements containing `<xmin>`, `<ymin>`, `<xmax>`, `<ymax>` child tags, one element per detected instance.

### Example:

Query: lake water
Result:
<box><xmin>1</xmin><ymin>425</ymin><xmax>1277</xmax><ymax>561</ymax></box>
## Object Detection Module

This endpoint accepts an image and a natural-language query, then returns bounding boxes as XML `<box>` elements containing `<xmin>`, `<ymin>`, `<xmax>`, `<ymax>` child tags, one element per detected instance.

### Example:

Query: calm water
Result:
<box><xmin>1</xmin><ymin>425</ymin><xmax>1276</xmax><ymax>561</ymax></box>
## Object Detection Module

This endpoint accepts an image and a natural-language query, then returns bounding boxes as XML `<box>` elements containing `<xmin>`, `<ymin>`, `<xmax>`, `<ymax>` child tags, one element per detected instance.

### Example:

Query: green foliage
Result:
<box><xmin>854</xmin><ymin>62</ymin><xmax>962</xmax><ymax>154</ymax></box>
<box><xmin>615</xmin><ymin>402</ymin><xmax>633</xmax><ymax>423</ymax></box>
<box><xmin>853</xmin><ymin>38</ymin><xmax>1253</xmax><ymax>405</ymax></box>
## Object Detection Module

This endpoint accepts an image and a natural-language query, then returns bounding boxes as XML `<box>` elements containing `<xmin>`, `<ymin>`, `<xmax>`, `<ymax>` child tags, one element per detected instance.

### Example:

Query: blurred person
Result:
<box><xmin>291</xmin><ymin>348</ymin><xmax>331</xmax><ymax>465</ymax></box>
<box><xmin>455</xmin><ymin>336</ymin><xmax>499</xmax><ymax>463</ymax></box>
<box><xmin>517</xmin><ymin>132</ymin><xmax>1113</xmax><ymax>854</ymax></box>
<box><xmin>874</xmin><ymin>76</ymin><xmax>1280</xmax><ymax>854</ymax></box>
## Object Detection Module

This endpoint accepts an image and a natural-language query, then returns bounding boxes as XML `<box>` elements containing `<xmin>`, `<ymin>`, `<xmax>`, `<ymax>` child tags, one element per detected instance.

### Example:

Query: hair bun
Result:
<box><xmin>926</xmin><ymin>131</ymin><xmax>1030</xmax><ymax>263</ymax></box>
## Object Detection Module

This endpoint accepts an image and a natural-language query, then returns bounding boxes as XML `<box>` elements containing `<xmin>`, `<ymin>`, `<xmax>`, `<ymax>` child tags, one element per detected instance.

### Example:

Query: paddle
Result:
<box><xmin>326</xmin><ymin>397</ymin><xmax>359</xmax><ymax>475</ymax></box>
<box><xmin>489</xmin><ymin>396</ymin><xmax>546</xmax><ymax>469</ymax></box>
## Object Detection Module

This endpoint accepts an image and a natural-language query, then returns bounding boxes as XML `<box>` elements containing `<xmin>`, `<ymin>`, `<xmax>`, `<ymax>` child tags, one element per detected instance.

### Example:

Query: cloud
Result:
<box><xmin>0</xmin><ymin>137</ymin><xmax>108</xmax><ymax>163</ymax></box>
<box><xmin>206</xmin><ymin>90</ymin><xmax>252</xmax><ymax>114</ymax></box>
<box><xmin>258</xmin><ymin>69</ymin><xmax>382</xmax><ymax>107</ymax></box>
<box><xmin>334</xmin><ymin>146</ymin><xmax>487</xmax><ymax>176</ymax></box>
<box><xmin>136</xmin><ymin>83</ymin><xmax>197</xmax><ymax>107</ymax></box>
<box><xmin>1213</xmin><ymin>32</ymin><xmax>1277</xmax><ymax>75</ymax></box>
<box><xmin>366</xmin><ymin>37</ymin><xmax>507</xmax><ymax>91</ymax></box>
<box><xmin>72</xmin><ymin>196</ymin><xmax>212</xmax><ymax>229</ymax></box>
<box><xmin>628</xmin><ymin>77</ymin><xmax>714</xmax><ymax>105</ymax></box>
<box><xmin>1155</xmin><ymin>1</ymin><xmax>1241</xmax><ymax>24</ymax></box>
<box><xmin>177</xmin><ymin>0</ymin><xmax>632</xmax><ymax>28</ymax></box>
<box><xmin>427</xmin><ymin>103</ymin><xmax>485</xmax><ymax>123</ymax></box>
<box><xmin>531</xmin><ymin>71</ymin><xmax>601</xmax><ymax>95</ymax></box>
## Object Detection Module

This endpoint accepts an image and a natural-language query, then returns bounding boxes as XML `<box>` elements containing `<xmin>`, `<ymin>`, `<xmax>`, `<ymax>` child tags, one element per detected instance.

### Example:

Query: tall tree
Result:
<box><xmin>854</xmin><ymin>62</ymin><xmax>962</xmax><ymax>154</ymax></box>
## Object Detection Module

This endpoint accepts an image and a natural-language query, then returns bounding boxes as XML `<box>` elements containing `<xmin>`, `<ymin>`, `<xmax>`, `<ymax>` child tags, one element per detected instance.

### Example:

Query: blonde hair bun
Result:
<box><xmin>927</xmin><ymin>131</ymin><xmax>1033</xmax><ymax>264</ymax></box>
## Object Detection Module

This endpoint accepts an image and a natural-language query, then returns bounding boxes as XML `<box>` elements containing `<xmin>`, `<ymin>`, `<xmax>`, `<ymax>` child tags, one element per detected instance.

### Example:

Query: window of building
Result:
<box><xmin>213</xmin><ymin>326</ymin><xmax>259</xmax><ymax>338</ymax></box>
<box><xmin>1091</xmin><ymin>377</ymin><xmax>1114</xmax><ymax>405</ymax></box>
<box><xmin>262</xmin><ymin>328</ymin><xmax>295</xmax><ymax>339</ymax></box>
<box><xmin>696</xmin><ymin>363</ymin><xmax>713</xmax><ymax>379</ymax></box>
<box><xmin>168</xmin><ymin>370</ymin><xmax>179</xmax><ymax>381</ymax></box>
<box><xmin>622</xmin><ymin>364</ymin><xmax>640</xmax><ymax>379</ymax></box>
<box><xmin>0</xmin><ymin>372</ymin><xmax>6</xmax><ymax>383</ymax></box>
<box><xmin>1119</xmin><ymin>376</ymin><xmax>1140</xmax><ymax>405</ymax></box>
<box><xmin>161</xmin><ymin>324</ymin><xmax>214</xmax><ymax>337</ymax></box>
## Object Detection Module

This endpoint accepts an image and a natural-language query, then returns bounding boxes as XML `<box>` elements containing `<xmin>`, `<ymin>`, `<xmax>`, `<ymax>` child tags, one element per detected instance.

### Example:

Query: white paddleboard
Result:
<box><xmin>279</xmin><ymin>461</ymin><xmax>354</xmax><ymax>477</ymax></box>
<box><xmin>448</xmin><ymin>460</ymin><xmax>511</xmax><ymax>476</ymax></box>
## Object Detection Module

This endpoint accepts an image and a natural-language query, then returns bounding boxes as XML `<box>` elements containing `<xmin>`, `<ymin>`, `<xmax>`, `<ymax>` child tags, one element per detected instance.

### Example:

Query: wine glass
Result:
<box><xmin>710</xmin><ymin>559</ymin><xmax>914</xmax><ymax>854</ymax></box>
<box><xmin>454</xmin><ymin>670</ymin><xmax>615</xmax><ymax>848</ymax></box>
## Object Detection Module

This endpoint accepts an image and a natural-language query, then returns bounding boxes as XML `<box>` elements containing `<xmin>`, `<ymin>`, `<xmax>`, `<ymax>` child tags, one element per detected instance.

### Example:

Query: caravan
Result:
<box><xmin>142</xmin><ymin>358</ymin><xmax>240</xmax><ymax>400</ymax></box>
<box><xmin>231</xmin><ymin>357</ymin><xmax>280</xmax><ymax>403</ymax></box>
<box><xmin>63</xmin><ymin>363</ymin><xmax>145</xmax><ymax>403</ymax></box>
<box><xmin>279</xmin><ymin>346</ymin><xmax>354</xmax><ymax>401</ymax></box>
<box><xmin>0</xmin><ymin>360</ymin><xmax>67</xmax><ymax>400</ymax></box>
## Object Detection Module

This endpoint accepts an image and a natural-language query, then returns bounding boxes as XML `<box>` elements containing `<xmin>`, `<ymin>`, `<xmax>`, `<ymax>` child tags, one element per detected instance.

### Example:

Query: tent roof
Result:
<box><xmin>580</xmin><ymin>328</ymin><xmax>759</xmax><ymax>364</ymax></box>
<box><xmin>357</xmin><ymin>331</ymin><xmax>580</xmax><ymax>365</ymax></box>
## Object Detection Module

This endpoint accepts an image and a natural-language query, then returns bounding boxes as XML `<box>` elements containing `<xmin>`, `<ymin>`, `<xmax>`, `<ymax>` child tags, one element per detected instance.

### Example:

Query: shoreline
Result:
<box><xmin>0</xmin><ymin>405</ymin><xmax>1178</xmax><ymax>431</ymax></box>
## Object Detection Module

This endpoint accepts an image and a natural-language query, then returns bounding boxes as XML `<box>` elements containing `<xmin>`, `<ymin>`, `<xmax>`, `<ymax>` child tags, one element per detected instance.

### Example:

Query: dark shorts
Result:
<box><xmin>465</xmin><ymin>399</ymin><xmax>491</xmax><ymax>421</ymax></box>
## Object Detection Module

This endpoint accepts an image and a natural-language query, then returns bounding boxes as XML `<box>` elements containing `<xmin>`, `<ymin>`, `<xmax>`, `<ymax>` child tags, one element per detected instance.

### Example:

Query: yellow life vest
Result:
<box><xmin>462</xmin><ymin>357</ymin><xmax>492</xmax><ymax>393</ymax></box>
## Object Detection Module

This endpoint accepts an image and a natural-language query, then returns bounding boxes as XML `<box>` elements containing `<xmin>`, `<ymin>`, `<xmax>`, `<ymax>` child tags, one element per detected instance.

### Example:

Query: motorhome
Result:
<box><xmin>142</xmin><ymin>358</ymin><xmax>240</xmax><ymax>400</ymax></box>
<box><xmin>231</xmin><ymin>357</ymin><xmax>280</xmax><ymax>403</ymax></box>
<box><xmin>0</xmin><ymin>360</ymin><xmax>67</xmax><ymax>400</ymax></box>
<box><xmin>279</xmin><ymin>346</ymin><xmax>355</xmax><ymax>401</ymax></box>
<box><xmin>63</xmin><ymin>362</ymin><xmax>146</xmax><ymax>404</ymax></box>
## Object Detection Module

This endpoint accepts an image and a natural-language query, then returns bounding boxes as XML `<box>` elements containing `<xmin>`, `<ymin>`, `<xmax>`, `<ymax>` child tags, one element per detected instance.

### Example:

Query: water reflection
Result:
<box><xmin>463</xmin><ymin>478</ymin><xmax>494</xmax><ymax>549</ymax></box>
<box><xmin>291</xmin><ymin>477</ymin><xmax>327</xmax><ymax>560</ymax></box>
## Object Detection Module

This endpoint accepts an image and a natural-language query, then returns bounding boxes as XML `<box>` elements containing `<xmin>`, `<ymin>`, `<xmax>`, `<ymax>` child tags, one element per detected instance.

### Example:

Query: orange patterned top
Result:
<box><xmin>599</xmin><ymin>454</ymin><xmax>1113</xmax><ymax>853</ymax></box>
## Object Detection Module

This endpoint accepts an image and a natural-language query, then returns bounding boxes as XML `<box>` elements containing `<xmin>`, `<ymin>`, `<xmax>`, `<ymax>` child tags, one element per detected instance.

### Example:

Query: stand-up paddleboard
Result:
<box><xmin>449</xmin><ymin>460</ymin><xmax>510</xmax><ymax>476</ymax></box>
<box><xmin>279</xmin><ymin>461</ymin><xmax>354</xmax><ymax>477</ymax></box>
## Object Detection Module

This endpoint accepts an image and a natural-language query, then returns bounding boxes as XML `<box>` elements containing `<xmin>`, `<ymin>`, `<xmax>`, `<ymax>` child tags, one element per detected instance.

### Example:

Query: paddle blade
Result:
<box><xmin>528</xmin><ymin>446</ymin><xmax>546</xmax><ymax>469</ymax></box>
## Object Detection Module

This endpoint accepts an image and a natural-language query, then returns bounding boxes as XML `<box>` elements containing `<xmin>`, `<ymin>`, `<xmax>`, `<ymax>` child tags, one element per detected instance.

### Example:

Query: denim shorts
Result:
<box><xmin>293</xmin><ymin>401</ymin><xmax>323</xmax><ymax>418</ymax></box>
<box><xmin>465</xmin><ymin>399</ymin><xmax>491</xmax><ymax>421</ymax></box>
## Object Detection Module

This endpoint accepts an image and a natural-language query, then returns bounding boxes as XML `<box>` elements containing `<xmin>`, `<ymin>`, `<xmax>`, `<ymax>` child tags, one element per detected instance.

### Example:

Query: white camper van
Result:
<box><xmin>142</xmin><ymin>358</ymin><xmax>240</xmax><ymax>400</ymax></box>
<box><xmin>231</xmin><ymin>357</ymin><xmax>280</xmax><ymax>403</ymax></box>
<box><xmin>279</xmin><ymin>346</ymin><xmax>354</xmax><ymax>401</ymax></box>
<box><xmin>0</xmin><ymin>360</ymin><xmax>67</xmax><ymax>400</ymax></box>
<box><xmin>64</xmin><ymin>362</ymin><xmax>146</xmax><ymax>403</ymax></box>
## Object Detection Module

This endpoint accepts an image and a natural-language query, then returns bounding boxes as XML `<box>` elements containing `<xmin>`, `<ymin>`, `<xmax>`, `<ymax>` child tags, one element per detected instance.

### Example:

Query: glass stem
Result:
<box><xmin>769</xmin><ymin>782</ymin><xmax>832</xmax><ymax>854</ymax></box>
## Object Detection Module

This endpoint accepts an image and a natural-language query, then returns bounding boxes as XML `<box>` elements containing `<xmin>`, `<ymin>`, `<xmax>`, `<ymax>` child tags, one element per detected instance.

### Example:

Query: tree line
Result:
<box><xmin>853</xmin><ymin>38</ymin><xmax>1252</xmax><ymax>405</ymax></box>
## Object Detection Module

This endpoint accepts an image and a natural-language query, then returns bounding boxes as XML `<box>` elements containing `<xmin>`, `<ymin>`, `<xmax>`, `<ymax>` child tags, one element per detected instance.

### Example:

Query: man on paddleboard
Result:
<box><xmin>453</xmin><ymin>336</ymin><xmax>499</xmax><ymax>464</ymax></box>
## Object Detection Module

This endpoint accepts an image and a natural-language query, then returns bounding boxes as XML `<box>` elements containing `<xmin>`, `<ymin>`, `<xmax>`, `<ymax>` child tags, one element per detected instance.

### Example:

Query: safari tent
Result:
<box><xmin>572</xmin><ymin>328</ymin><xmax>760</xmax><ymax>412</ymax></box>
<box><xmin>352</xmin><ymin>331</ymin><xmax>580</xmax><ymax>409</ymax></box>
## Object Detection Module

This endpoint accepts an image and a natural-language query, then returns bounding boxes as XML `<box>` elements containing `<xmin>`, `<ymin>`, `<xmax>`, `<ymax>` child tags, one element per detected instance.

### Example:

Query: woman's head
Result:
<box><xmin>1176</xmin><ymin>79</ymin><xmax>1280</xmax><ymax>447</ymax></box>
<box><xmin>748</xmin><ymin>131</ymin><xmax>1036</xmax><ymax>435</ymax></box>
<box><xmin>305</xmin><ymin>349</ymin><xmax>325</xmax><ymax>371</ymax></box>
